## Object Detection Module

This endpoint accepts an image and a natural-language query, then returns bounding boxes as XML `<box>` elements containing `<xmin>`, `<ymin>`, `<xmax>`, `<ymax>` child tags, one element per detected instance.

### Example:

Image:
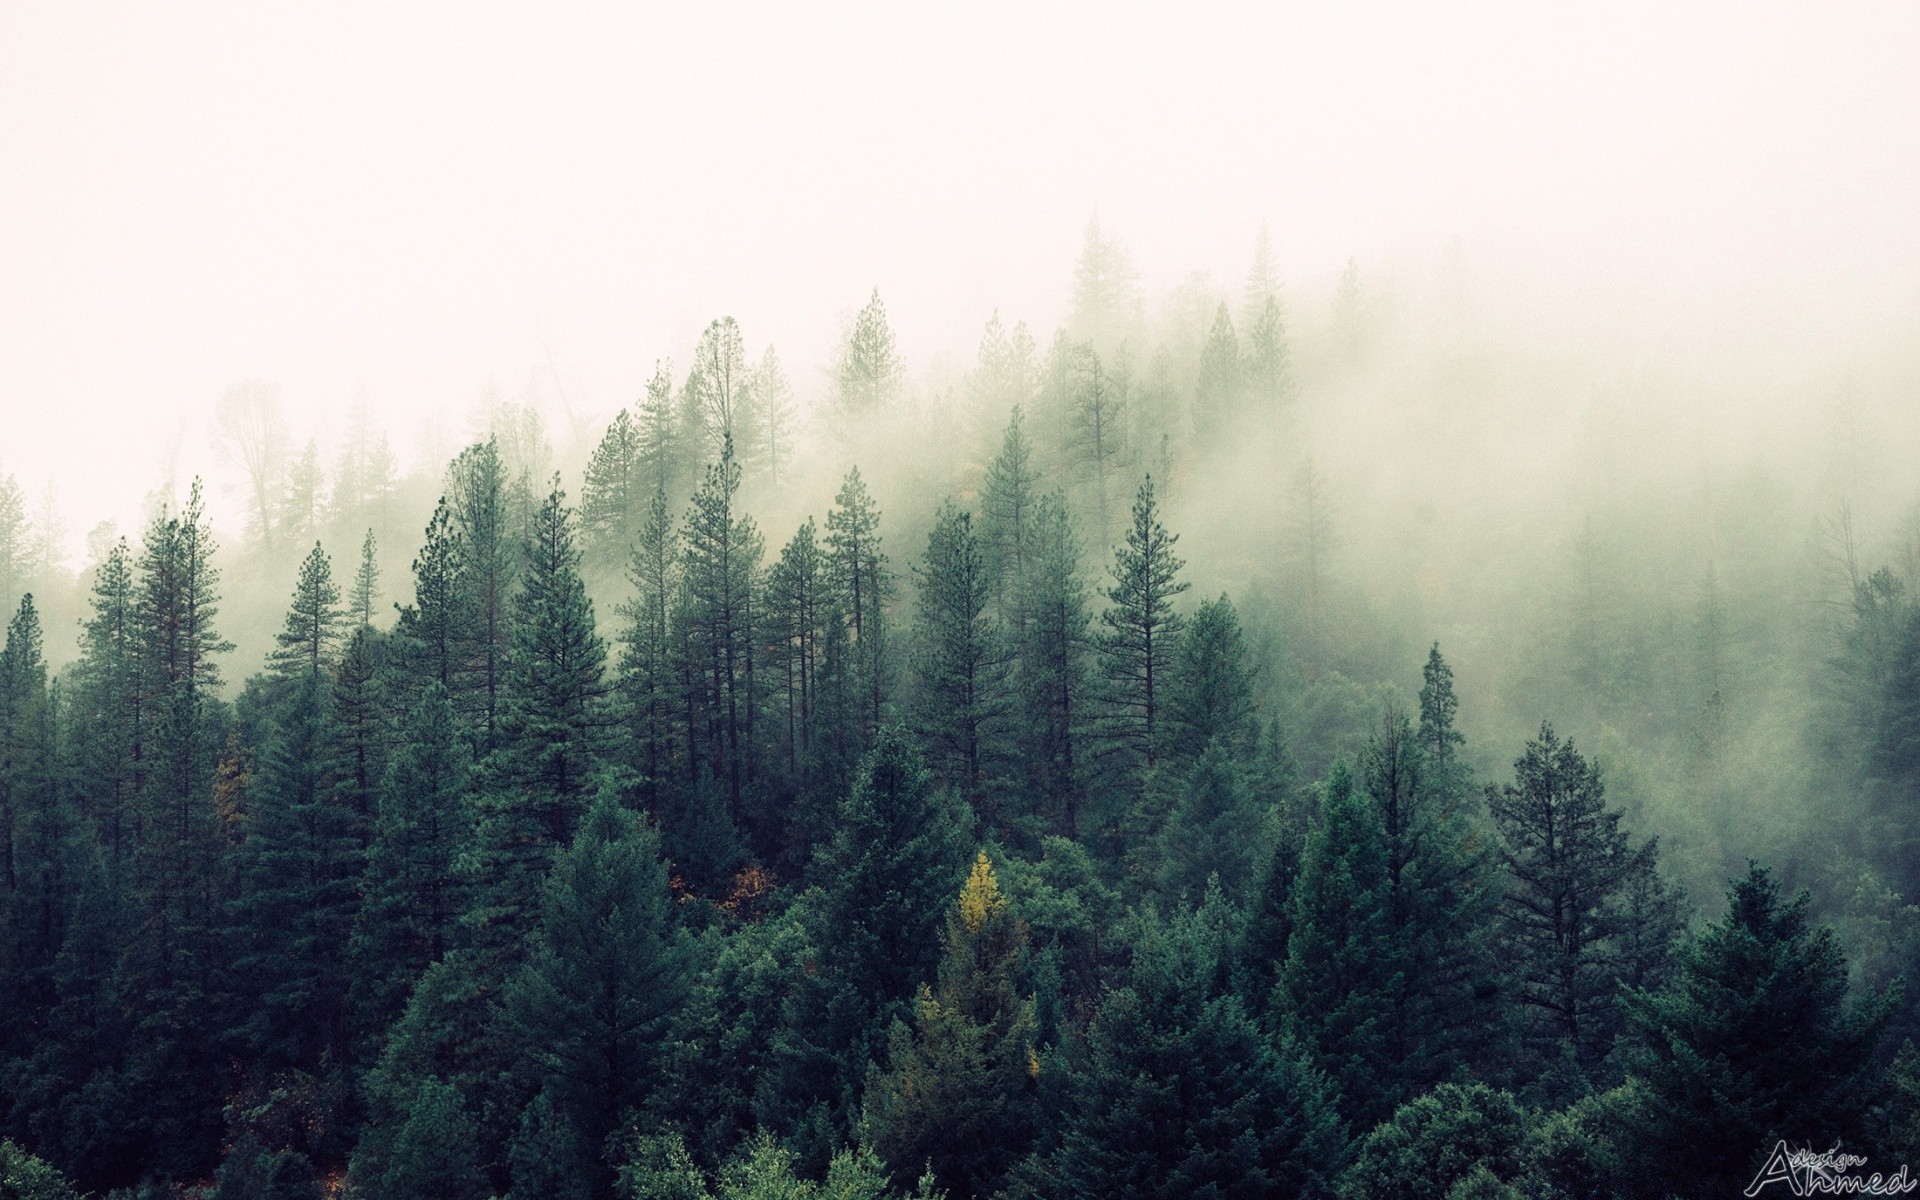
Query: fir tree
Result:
<box><xmin>1015</xmin><ymin>493</ymin><xmax>1091</xmax><ymax>840</ymax></box>
<box><xmin>980</xmin><ymin>407</ymin><xmax>1041</xmax><ymax>630</ymax></box>
<box><xmin>1487</xmin><ymin>724</ymin><xmax>1680</xmax><ymax>1077</ymax></box>
<box><xmin>619</xmin><ymin>484</ymin><xmax>679</xmax><ymax>804</ymax></box>
<box><xmin>1166</xmin><ymin>593</ymin><xmax>1257</xmax><ymax>763</ymax></box>
<box><xmin>825</xmin><ymin>467</ymin><xmax>892</xmax><ymax>737</ymax></box>
<box><xmin>351</xmin><ymin>528</ymin><xmax>380</xmax><ymax>627</ymax></box>
<box><xmin>865</xmin><ymin>853</ymin><xmax>1038</xmax><ymax>1198</ymax></box>
<box><xmin>1099</xmin><ymin>477</ymin><xmax>1188</xmax><ymax>772</ymax></box>
<box><xmin>911</xmin><ymin>500</ymin><xmax>1010</xmax><ymax>823</ymax></box>
<box><xmin>680</xmin><ymin>441</ymin><xmax>763</xmax><ymax>824</ymax></box>
<box><xmin>1617</xmin><ymin>864</ymin><xmax>1895</xmax><ymax>1199</ymax></box>
<box><xmin>1278</xmin><ymin>759</ymin><xmax>1407</xmax><ymax>1130</ymax></box>
<box><xmin>397</xmin><ymin>499</ymin><xmax>469</xmax><ymax>698</ymax></box>
<box><xmin>834</xmin><ymin>289</ymin><xmax>905</xmax><ymax>425</ymax></box>
<box><xmin>1194</xmin><ymin>302</ymin><xmax>1242</xmax><ymax>446</ymax></box>
<box><xmin>270</xmin><ymin>542</ymin><xmax>343</xmax><ymax>681</ymax></box>
<box><xmin>503</xmin><ymin>789</ymin><xmax>693</xmax><ymax>1200</ymax></box>
<box><xmin>449</xmin><ymin>439</ymin><xmax>518</xmax><ymax>748</ymax></box>
<box><xmin>581</xmin><ymin>407</ymin><xmax>641</xmax><ymax>566</ymax></box>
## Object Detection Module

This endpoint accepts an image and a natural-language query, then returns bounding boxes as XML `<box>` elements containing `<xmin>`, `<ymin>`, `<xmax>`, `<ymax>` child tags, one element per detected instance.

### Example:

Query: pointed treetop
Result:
<box><xmin>957</xmin><ymin>851</ymin><xmax>1006</xmax><ymax>936</ymax></box>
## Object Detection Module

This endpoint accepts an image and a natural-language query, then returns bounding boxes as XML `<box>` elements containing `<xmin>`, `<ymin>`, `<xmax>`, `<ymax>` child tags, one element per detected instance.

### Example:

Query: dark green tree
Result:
<box><xmin>825</xmin><ymin>467</ymin><xmax>891</xmax><ymax>737</ymax></box>
<box><xmin>397</xmin><ymin>498</ymin><xmax>470</xmax><ymax>699</ymax></box>
<box><xmin>1343</xmin><ymin>1083</ymin><xmax>1533</xmax><ymax>1200</ymax></box>
<box><xmin>620</xmin><ymin>484</ymin><xmax>679</xmax><ymax>805</ymax></box>
<box><xmin>911</xmin><ymin>500</ymin><xmax>1011</xmax><ymax>824</ymax></box>
<box><xmin>504</xmin><ymin>789</ymin><xmax>693</xmax><ymax>1200</ymax></box>
<box><xmin>1014</xmin><ymin>493</ymin><xmax>1091</xmax><ymax>840</ymax></box>
<box><xmin>1166</xmin><ymin>594</ymin><xmax>1256</xmax><ymax>763</ymax></box>
<box><xmin>1616</xmin><ymin>864</ymin><xmax>1895</xmax><ymax>1199</ymax></box>
<box><xmin>581</xmin><ymin>407</ymin><xmax>641</xmax><ymax>567</ymax></box>
<box><xmin>270</xmin><ymin>543</ymin><xmax>343</xmax><ymax>682</ymax></box>
<box><xmin>980</xmin><ymin>406</ymin><xmax>1041</xmax><ymax>630</ymax></box>
<box><xmin>1099</xmin><ymin>476</ymin><xmax>1188</xmax><ymax>772</ymax></box>
<box><xmin>449</xmin><ymin>439</ymin><xmax>518</xmax><ymax>748</ymax></box>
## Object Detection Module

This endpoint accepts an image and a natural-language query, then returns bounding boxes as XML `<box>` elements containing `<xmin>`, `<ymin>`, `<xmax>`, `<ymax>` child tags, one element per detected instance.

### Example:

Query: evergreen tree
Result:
<box><xmin>348</xmin><ymin>685</ymin><xmax>475</xmax><ymax>1048</ymax></box>
<box><xmin>1099</xmin><ymin>477</ymin><xmax>1188</xmax><ymax>773</ymax></box>
<box><xmin>282</xmin><ymin>439</ymin><xmax>325</xmax><ymax>546</ymax></box>
<box><xmin>980</xmin><ymin>407</ymin><xmax>1041</xmax><ymax>629</ymax></box>
<box><xmin>834</xmin><ymin>289</ymin><xmax>905</xmax><ymax>425</ymax></box>
<box><xmin>504</xmin><ymin>789</ymin><xmax>693</xmax><ymax>1200</ymax></box>
<box><xmin>1244</xmin><ymin>295</ymin><xmax>1295</xmax><ymax>433</ymax></box>
<box><xmin>680</xmin><ymin>441</ymin><xmax>763</xmax><ymax>826</ymax></box>
<box><xmin>378</xmin><ymin>1077</ymin><xmax>489</xmax><ymax>1200</ymax></box>
<box><xmin>1062</xmin><ymin>342</ymin><xmax>1127</xmax><ymax>551</ymax></box>
<box><xmin>328</xmin><ymin>623</ymin><xmax>386</xmax><ymax>852</ymax></box>
<box><xmin>581</xmin><ymin>407</ymin><xmax>642</xmax><ymax>566</ymax></box>
<box><xmin>1343</xmin><ymin>1083</ymin><xmax>1533</xmax><ymax>1200</ymax></box>
<box><xmin>636</xmin><ymin>360</ymin><xmax>687</xmax><ymax>501</ymax></box>
<box><xmin>1015</xmin><ymin>493</ymin><xmax>1091</xmax><ymax>840</ymax></box>
<box><xmin>270</xmin><ymin>542</ymin><xmax>343</xmax><ymax>681</ymax></box>
<box><xmin>397</xmin><ymin>498</ymin><xmax>470</xmax><ymax>698</ymax></box>
<box><xmin>1028</xmin><ymin>899</ymin><xmax>1345</xmax><ymax>1200</ymax></box>
<box><xmin>1194</xmin><ymin>302</ymin><xmax>1242</xmax><ymax>446</ymax></box>
<box><xmin>70</xmin><ymin>537</ymin><xmax>142</xmax><ymax>870</ymax></box>
<box><xmin>351</xmin><ymin>528</ymin><xmax>380</xmax><ymax>627</ymax></box>
<box><xmin>911</xmin><ymin>500</ymin><xmax>1010</xmax><ymax>823</ymax></box>
<box><xmin>1166</xmin><ymin>594</ymin><xmax>1256</xmax><ymax>763</ymax></box>
<box><xmin>766</xmin><ymin>519</ymin><xmax>828</xmax><ymax>822</ymax></box>
<box><xmin>1066</xmin><ymin>213</ymin><xmax>1140</xmax><ymax>352</ymax></box>
<box><xmin>689</xmin><ymin>317</ymin><xmax>754</xmax><ymax>465</ymax></box>
<box><xmin>449</xmin><ymin>439</ymin><xmax>518</xmax><ymax>748</ymax></box>
<box><xmin>619</xmin><ymin>484</ymin><xmax>679</xmax><ymax>804</ymax></box>
<box><xmin>1617</xmin><ymin>864</ymin><xmax>1895</xmax><ymax>1200</ymax></box>
<box><xmin>1154</xmin><ymin>741</ymin><xmax>1266</xmax><ymax>905</ymax></box>
<box><xmin>750</xmin><ymin>346</ymin><xmax>795</xmax><ymax>487</ymax></box>
<box><xmin>1487</xmin><ymin>724</ymin><xmax>1681</xmax><ymax>1077</ymax></box>
<box><xmin>1278</xmin><ymin>760</ymin><xmax>1407</xmax><ymax>1131</ymax></box>
<box><xmin>825</xmin><ymin>467</ymin><xmax>892</xmax><ymax>737</ymax></box>
<box><xmin>231</xmin><ymin>670</ymin><xmax>357</xmax><ymax>1072</ymax></box>
<box><xmin>0</xmin><ymin>477</ymin><xmax>25</xmax><ymax>622</ymax></box>
<box><xmin>865</xmin><ymin>853</ymin><xmax>1037</xmax><ymax>1198</ymax></box>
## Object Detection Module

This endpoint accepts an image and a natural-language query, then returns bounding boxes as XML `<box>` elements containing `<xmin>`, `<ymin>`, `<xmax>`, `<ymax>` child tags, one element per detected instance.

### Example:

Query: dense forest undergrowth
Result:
<box><xmin>3</xmin><ymin>224</ymin><xmax>1919</xmax><ymax>1198</ymax></box>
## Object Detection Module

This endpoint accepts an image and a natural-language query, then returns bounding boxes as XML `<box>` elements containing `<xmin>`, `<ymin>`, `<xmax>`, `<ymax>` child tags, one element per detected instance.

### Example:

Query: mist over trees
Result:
<box><xmin>3</xmin><ymin>217</ymin><xmax>1919</xmax><ymax>1199</ymax></box>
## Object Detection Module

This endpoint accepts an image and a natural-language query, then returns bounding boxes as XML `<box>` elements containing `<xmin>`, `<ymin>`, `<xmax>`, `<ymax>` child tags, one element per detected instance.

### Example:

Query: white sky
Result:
<box><xmin>3</xmin><ymin>2</ymin><xmax>1917</xmax><ymax>552</ymax></box>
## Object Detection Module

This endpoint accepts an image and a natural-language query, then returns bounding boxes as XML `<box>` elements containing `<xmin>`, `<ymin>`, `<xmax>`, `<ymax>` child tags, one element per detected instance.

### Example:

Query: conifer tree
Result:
<box><xmin>1244</xmin><ymin>295</ymin><xmax>1296</xmax><ymax>429</ymax></box>
<box><xmin>581</xmin><ymin>408</ymin><xmax>641</xmax><ymax>565</ymax></box>
<box><xmin>1166</xmin><ymin>593</ymin><xmax>1256</xmax><ymax>763</ymax></box>
<box><xmin>0</xmin><ymin>476</ymin><xmax>25</xmax><ymax>621</ymax></box>
<box><xmin>397</xmin><ymin>499</ymin><xmax>469</xmax><ymax>698</ymax></box>
<box><xmin>866</xmin><ymin>853</ymin><xmax>1038</xmax><ymax>1198</ymax></box>
<box><xmin>636</xmin><ymin>360</ymin><xmax>686</xmax><ymax>501</ymax></box>
<box><xmin>270</xmin><ymin>542</ymin><xmax>343</xmax><ymax>681</ymax></box>
<box><xmin>1063</xmin><ymin>343</ymin><xmax>1127</xmax><ymax>551</ymax></box>
<box><xmin>1029</xmin><ymin>899</ymin><xmax>1344</xmax><ymax>1200</ymax></box>
<box><xmin>351</xmin><ymin>528</ymin><xmax>380</xmax><ymax>627</ymax></box>
<box><xmin>1099</xmin><ymin>477</ymin><xmax>1188</xmax><ymax>772</ymax></box>
<box><xmin>504</xmin><ymin>789</ymin><xmax>692</xmax><ymax>1200</ymax></box>
<box><xmin>825</xmin><ymin>467</ymin><xmax>891</xmax><ymax>736</ymax></box>
<box><xmin>834</xmin><ymin>289</ymin><xmax>904</xmax><ymax>425</ymax></box>
<box><xmin>348</xmin><ymin>684</ymin><xmax>475</xmax><ymax>1046</ymax></box>
<box><xmin>911</xmin><ymin>500</ymin><xmax>1010</xmax><ymax>821</ymax></box>
<box><xmin>619</xmin><ymin>484</ymin><xmax>679</xmax><ymax>804</ymax></box>
<box><xmin>1487</xmin><ymin>724</ymin><xmax>1680</xmax><ymax>1075</ymax></box>
<box><xmin>1194</xmin><ymin>302</ymin><xmax>1242</xmax><ymax>446</ymax></box>
<box><xmin>501</xmin><ymin>480</ymin><xmax>613</xmax><ymax>815</ymax></box>
<box><xmin>980</xmin><ymin>407</ymin><xmax>1040</xmax><ymax>629</ymax></box>
<box><xmin>328</xmin><ymin>623</ymin><xmax>386</xmax><ymax>851</ymax></box>
<box><xmin>1155</xmin><ymin>742</ymin><xmax>1265</xmax><ymax>905</ymax></box>
<box><xmin>231</xmin><ymin>670</ymin><xmax>357</xmax><ymax>1072</ymax></box>
<box><xmin>766</xmin><ymin>519</ymin><xmax>827</xmax><ymax>780</ymax></box>
<box><xmin>449</xmin><ymin>439</ymin><xmax>518</xmax><ymax>747</ymax></box>
<box><xmin>1015</xmin><ymin>493</ymin><xmax>1091</xmax><ymax>839</ymax></box>
<box><xmin>1619</xmin><ymin>864</ymin><xmax>1894</xmax><ymax>1199</ymax></box>
<box><xmin>1278</xmin><ymin>759</ymin><xmax>1407</xmax><ymax>1130</ymax></box>
<box><xmin>751</xmin><ymin>346</ymin><xmax>795</xmax><ymax>487</ymax></box>
<box><xmin>1066</xmin><ymin>214</ymin><xmax>1140</xmax><ymax>351</ymax></box>
<box><xmin>689</xmin><ymin>317</ymin><xmax>753</xmax><ymax>465</ymax></box>
<box><xmin>680</xmin><ymin>441</ymin><xmax>763</xmax><ymax>823</ymax></box>
<box><xmin>71</xmin><ymin>537</ymin><xmax>143</xmax><ymax>869</ymax></box>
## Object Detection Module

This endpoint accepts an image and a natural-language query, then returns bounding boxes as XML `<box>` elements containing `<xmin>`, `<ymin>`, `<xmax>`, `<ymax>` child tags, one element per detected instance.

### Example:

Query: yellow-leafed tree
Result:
<box><xmin>864</xmin><ymin>852</ymin><xmax>1037</xmax><ymax>1198</ymax></box>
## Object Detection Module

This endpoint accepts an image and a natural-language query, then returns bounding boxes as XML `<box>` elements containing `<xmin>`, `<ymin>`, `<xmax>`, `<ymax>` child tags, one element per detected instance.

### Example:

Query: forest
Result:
<box><xmin>2</xmin><ymin>220</ymin><xmax>1919</xmax><ymax>1200</ymax></box>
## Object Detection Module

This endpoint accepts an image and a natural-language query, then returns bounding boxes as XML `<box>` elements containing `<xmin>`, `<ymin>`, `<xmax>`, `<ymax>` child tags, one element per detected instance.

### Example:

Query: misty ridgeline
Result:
<box><xmin>1</xmin><ymin>220</ymin><xmax>1918</xmax><ymax>1199</ymax></box>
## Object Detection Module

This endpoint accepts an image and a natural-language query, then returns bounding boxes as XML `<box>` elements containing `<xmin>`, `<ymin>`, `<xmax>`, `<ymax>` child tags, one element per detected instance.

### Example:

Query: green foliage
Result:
<box><xmin>1343</xmin><ymin>1084</ymin><xmax>1532</xmax><ymax>1200</ymax></box>
<box><xmin>1167</xmin><ymin>594</ymin><xmax>1256</xmax><ymax>763</ymax></box>
<box><xmin>1614</xmin><ymin>863</ymin><xmax>1895</xmax><ymax>1198</ymax></box>
<box><xmin>911</xmin><ymin>500</ymin><xmax>1011</xmax><ymax>823</ymax></box>
<box><xmin>0</xmin><ymin>1139</ymin><xmax>80</xmax><ymax>1200</ymax></box>
<box><xmin>270</xmin><ymin>541</ymin><xmax>343</xmax><ymax>681</ymax></box>
<box><xmin>1099</xmin><ymin>477</ymin><xmax>1188</xmax><ymax>773</ymax></box>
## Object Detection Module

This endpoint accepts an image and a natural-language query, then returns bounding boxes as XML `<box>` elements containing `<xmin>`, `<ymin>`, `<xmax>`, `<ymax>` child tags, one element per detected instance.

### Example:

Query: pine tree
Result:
<box><xmin>825</xmin><ymin>467</ymin><xmax>892</xmax><ymax>737</ymax></box>
<box><xmin>270</xmin><ymin>542</ymin><xmax>343</xmax><ymax>681</ymax></box>
<box><xmin>1193</xmin><ymin>302</ymin><xmax>1242</xmax><ymax>446</ymax></box>
<box><xmin>911</xmin><ymin>500</ymin><xmax>1010</xmax><ymax>822</ymax></box>
<box><xmin>71</xmin><ymin>538</ymin><xmax>143</xmax><ymax>869</ymax></box>
<box><xmin>1099</xmin><ymin>477</ymin><xmax>1188</xmax><ymax>772</ymax></box>
<box><xmin>379</xmin><ymin>1077</ymin><xmax>489</xmax><ymax>1200</ymax></box>
<box><xmin>1618</xmin><ymin>865</ymin><xmax>1894</xmax><ymax>1199</ymax></box>
<box><xmin>351</xmin><ymin>528</ymin><xmax>380</xmax><ymax>627</ymax></box>
<box><xmin>1244</xmin><ymin>295</ymin><xmax>1296</xmax><ymax>437</ymax></box>
<box><xmin>328</xmin><ymin>623</ymin><xmax>386</xmax><ymax>851</ymax></box>
<box><xmin>1029</xmin><ymin>899</ymin><xmax>1344</xmax><ymax>1200</ymax></box>
<box><xmin>282</xmin><ymin>439</ymin><xmax>325</xmax><ymax>544</ymax></box>
<box><xmin>1066</xmin><ymin>213</ymin><xmax>1140</xmax><ymax>352</ymax></box>
<box><xmin>618</xmin><ymin>485</ymin><xmax>679</xmax><ymax>804</ymax></box>
<box><xmin>866</xmin><ymin>853</ymin><xmax>1038</xmax><ymax>1198</ymax></box>
<box><xmin>834</xmin><ymin>289</ymin><xmax>905</xmax><ymax>425</ymax></box>
<box><xmin>501</xmin><ymin>479</ymin><xmax>613</xmax><ymax>816</ymax></box>
<box><xmin>449</xmin><ymin>439</ymin><xmax>518</xmax><ymax>748</ymax></box>
<box><xmin>1015</xmin><ymin>493</ymin><xmax>1091</xmax><ymax>839</ymax></box>
<box><xmin>766</xmin><ymin>519</ymin><xmax>827</xmax><ymax>781</ymax></box>
<box><xmin>1166</xmin><ymin>594</ymin><xmax>1256</xmax><ymax>763</ymax></box>
<box><xmin>751</xmin><ymin>346</ymin><xmax>796</xmax><ymax>487</ymax></box>
<box><xmin>1278</xmin><ymin>759</ymin><xmax>1408</xmax><ymax>1130</ymax></box>
<box><xmin>1155</xmin><ymin>742</ymin><xmax>1265</xmax><ymax>905</ymax></box>
<box><xmin>689</xmin><ymin>317</ymin><xmax>753</xmax><ymax>465</ymax></box>
<box><xmin>980</xmin><ymin>407</ymin><xmax>1041</xmax><ymax>629</ymax></box>
<box><xmin>348</xmin><ymin>684</ymin><xmax>475</xmax><ymax>1050</ymax></box>
<box><xmin>1488</xmin><ymin>724</ymin><xmax>1680</xmax><ymax>1076</ymax></box>
<box><xmin>397</xmin><ymin>499</ymin><xmax>469</xmax><ymax>699</ymax></box>
<box><xmin>1063</xmin><ymin>342</ymin><xmax>1127</xmax><ymax>551</ymax></box>
<box><xmin>581</xmin><ymin>408</ymin><xmax>641</xmax><ymax>567</ymax></box>
<box><xmin>636</xmin><ymin>360</ymin><xmax>686</xmax><ymax>501</ymax></box>
<box><xmin>504</xmin><ymin>789</ymin><xmax>693</xmax><ymax>1200</ymax></box>
<box><xmin>680</xmin><ymin>442</ymin><xmax>763</xmax><ymax>825</ymax></box>
<box><xmin>231</xmin><ymin>670</ymin><xmax>357</xmax><ymax>1072</ymax></box>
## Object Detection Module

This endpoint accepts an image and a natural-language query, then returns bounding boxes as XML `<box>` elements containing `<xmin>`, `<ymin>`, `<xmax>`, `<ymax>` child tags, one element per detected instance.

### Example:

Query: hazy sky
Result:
<box><xmin>3</xmin><ymin>2</ymin><xmax>1917</xmax><ymax>553</ymax></box>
